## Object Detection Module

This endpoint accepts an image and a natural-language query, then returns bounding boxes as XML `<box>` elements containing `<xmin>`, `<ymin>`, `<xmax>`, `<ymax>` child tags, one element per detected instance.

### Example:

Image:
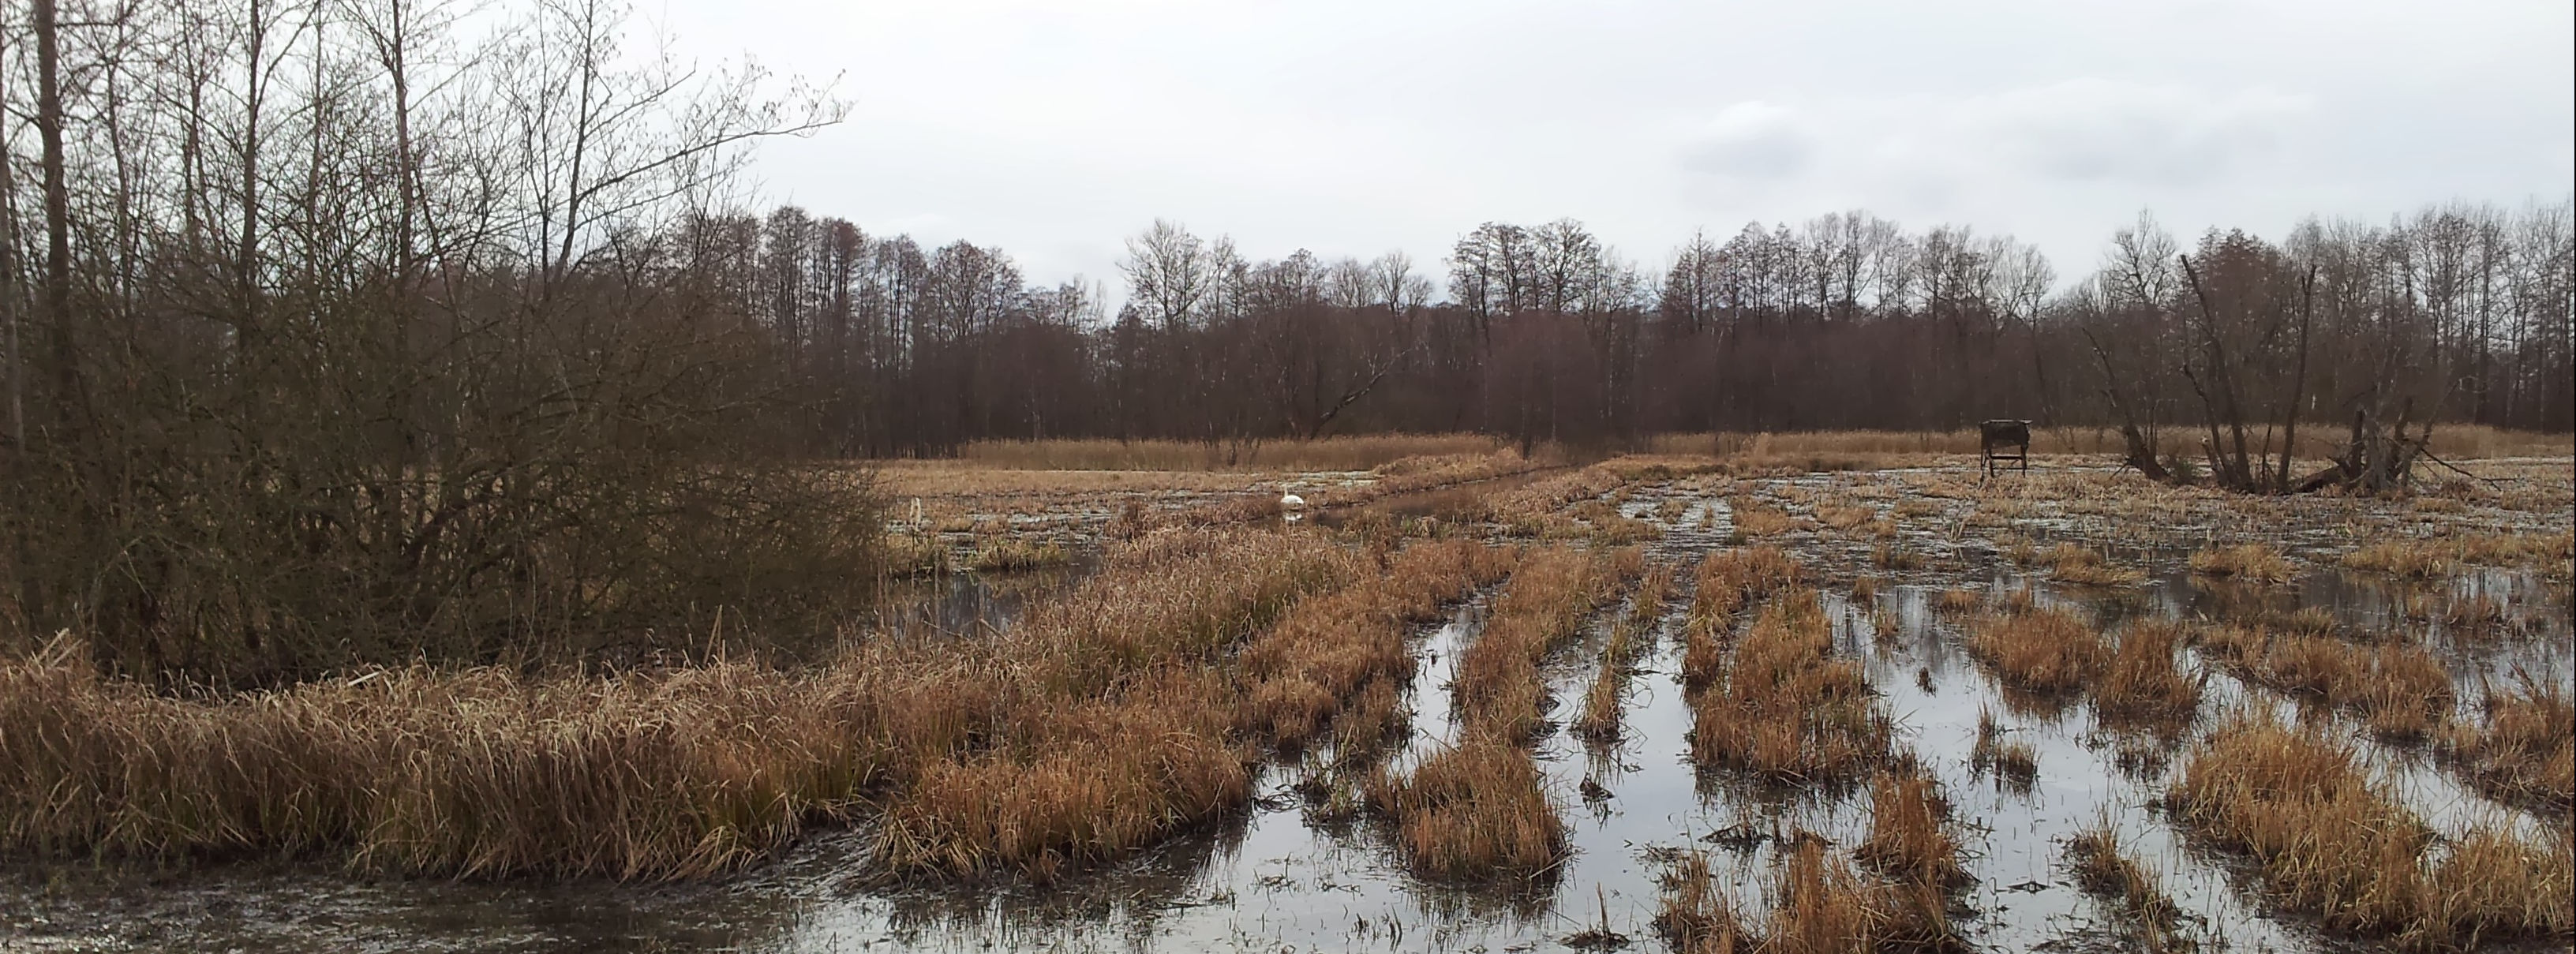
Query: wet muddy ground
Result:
<box><xmin>6</xmin><ymin>458</ymin><xmax>2570</xmax><ymax>953</ymax></box>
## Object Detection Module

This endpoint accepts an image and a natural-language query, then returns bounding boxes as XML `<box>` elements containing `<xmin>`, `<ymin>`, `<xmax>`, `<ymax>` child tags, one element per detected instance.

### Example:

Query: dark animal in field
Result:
<box><xmin>1979</xmin><ymin>420</ymin><xmax>2032</xmax><ymax>478</ymax></box>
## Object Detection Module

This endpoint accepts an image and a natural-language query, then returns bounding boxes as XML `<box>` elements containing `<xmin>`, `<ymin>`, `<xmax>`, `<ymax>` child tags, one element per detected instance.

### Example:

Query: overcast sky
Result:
<box><xmin>649</xmin><ymin>0</ymin><xmax>2574</xmax><ymax>294</ymax></box>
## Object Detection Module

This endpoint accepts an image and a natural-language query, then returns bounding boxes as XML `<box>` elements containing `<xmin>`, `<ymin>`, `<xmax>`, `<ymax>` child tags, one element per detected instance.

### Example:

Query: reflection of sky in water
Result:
<box><xmin>4</xmin><ymin>492</ymin><xmax>2569</xmax><ymax>954</ymax></box>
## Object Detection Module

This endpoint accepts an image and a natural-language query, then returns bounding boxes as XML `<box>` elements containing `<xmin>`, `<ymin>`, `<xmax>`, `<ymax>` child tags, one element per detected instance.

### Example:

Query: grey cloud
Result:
<box><xmin>1682</xmin><ymin>103</ymin><xmax>1814</xmax><ymax>180</ymax></box>
<box><xmin>1966</xmin><ymin>80</ymin><xmax>2312</xmax><ymax>186</ymax></box>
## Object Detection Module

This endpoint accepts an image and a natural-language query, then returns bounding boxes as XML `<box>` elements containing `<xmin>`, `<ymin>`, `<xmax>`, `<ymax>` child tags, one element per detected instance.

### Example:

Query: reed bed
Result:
<box><xmin>2441</xmin><ymin>678</ymin><xmax>2575</xmax><ymax>811</ymax></box>
<box><xmin>1728</xmin><ymin>498</ymin><xmax>1799</xmax><ymax>537</ymax></box>
<box><xmin>2194</xmin><ymin>625</ymin><xmax>2455</xmax><ymax>740</ymax></box>
<box><xmin>1855</xmin><ymin>767</ymin><xmax>1968</xmax><ymax>892</ymax></box>
<box><xmin>0</xmin><ymin>529</ymin><xmax>1360</xmax><ymax>881</ymax></box>
<box><xmin>1372</xmin><ymin>545</ymin><xmax>1638</xmax><ymax>878</ymax></box>
<box><xmin>1688</xmin><ymin>588</ymin><xmax>1889</xmax><ymax>785</ymax></box>
<box><xmin>2166</xmin><ymin>714</ymin><xmax>2574</xmax><ymax>947</ymax></box>
<box><xmin>1965</xmin><ymin>605</ymin><xmax>2107</xmax><ymax>698</ymax></box>
<box><xmin>2188</xmin><ymin>543</ymin><xmax>2296</xmax><ymax>583</ymax></box>
<box><xmin>1575</xmin><ymin>565</ymin><xmax>1679</xmax><ymax>742</ymax></box>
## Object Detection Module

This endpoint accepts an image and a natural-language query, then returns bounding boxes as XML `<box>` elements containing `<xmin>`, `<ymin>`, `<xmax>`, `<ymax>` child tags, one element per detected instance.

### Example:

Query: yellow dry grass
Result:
<box><xmin>2188</xmin><ymin>543</ymin><xmax>2296</xmax><ymax>583</ymax></box>
<box><xmin>1967</xmin><ymin>606</ymin><xmax>2108</xmax><ymax>698</ymax></box>
<box><xmin>2095</xmin><ymin>620</ymin><xmax>2205</xmax><ymax>731</ymax></box>
<box><xmin>1575</xmin><ymin>565</ymin><xmax>1677</xmax><ymax>743</ymax></box>
<box><xmin>1372</xmin><ymin>544</ymin><xmax>1638</xmax><ymax>879</ymax></box>
<box><xmin>2442</xmin><ymin>678</ymin><xmax>2575</xmax><ymax>812</ymax></box>
<box><xmin>2066</xmin><ymin>821</ymin><xmax>2192</xmax><ymax>952</ymax></box>
<box><xmin>2044</xmin><ymin>543</ymin><xmax>2147</xmax><ymax>587</ymax></box>
<box><xmin>1688</xmin><ymin>589</ymin><xmax>1889</xmax><ymax>785</ymax></box>
<box><xmin>2194</xmin><ymin>625</ymin><xmax>2455</xmax><ymax>741</ymax></box>
<box><xmin>2166</xmin><ymin>714</ymin><xmax>2574</xmax><ymax>946</ymax></box>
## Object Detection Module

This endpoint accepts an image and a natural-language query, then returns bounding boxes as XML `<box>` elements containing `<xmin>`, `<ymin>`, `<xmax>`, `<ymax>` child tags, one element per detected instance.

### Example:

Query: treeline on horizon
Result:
<box><xmin>718</xmin><ymin>199</ymin><xmax>2574</xmax><ymax>458</ymax></box>
<box><xmin>0</xmin><ymin>0</ymin><xmax>2566</xmax><ymax>681</ymax></box>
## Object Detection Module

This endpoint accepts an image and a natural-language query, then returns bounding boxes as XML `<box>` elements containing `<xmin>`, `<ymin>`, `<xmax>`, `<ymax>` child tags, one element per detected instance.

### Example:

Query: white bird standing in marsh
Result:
<box><xmin>1279</xmin><ymin>492</ymin><xmax>1305</xmax><ymax>510</ymax></box>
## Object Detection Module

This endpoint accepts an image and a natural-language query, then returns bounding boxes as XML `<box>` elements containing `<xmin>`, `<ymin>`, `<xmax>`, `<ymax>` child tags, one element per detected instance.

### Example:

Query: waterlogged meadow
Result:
<box><xmin>2</xmin><ymin>447</ymin><xmax>2570</xmax><ymax>954</ymax></box>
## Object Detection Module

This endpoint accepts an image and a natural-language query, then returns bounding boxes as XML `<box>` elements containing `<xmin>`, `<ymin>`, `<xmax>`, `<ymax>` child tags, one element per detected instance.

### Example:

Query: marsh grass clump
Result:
<box><xmin>1235</xmin><ymin>538</ymin><xmax>1517</xmax><ymax>748</ymax></box>
<box><xmin>1966</xmin><ymin>606</ymin><xmax>2107</xmax><ymax>698</ymax></box>
<box><xmin>1971</xmin><ymin>707</ymin><xmax>2039</xmax><ymax>791</ymax></box>
<box><xmin>2192</xmin><ymin>625</ymin><xmax>2455</xmax><ymax>742</ymax></box>
<box><xmin>1376</xmin><ymin>544</ymin><xmax>1638</xmax><ymax>879</ymax></box>
<box><xmin>1576</xmin><ymin>566</ymin><xmax>1678</xmax><ymax>743</ymax></box>
<box><xmin>2345</xmin><ymin>532</ymin><xmax>2575</xmax><ymax>581</ymax></box>
<box><xmin>1729</xmin><ymin>499</ymin><xmax>1799</xmax><ymax>537</ymax></box>
<box><xmin>1855</xmin><ymin>768</ymin><xmax>1968</xmax><ymax>892</ymax></box>
<box><xmin>2166</xmin><ymin>714</ymin><xmax>2574</xmax><ymax>946</ymax></box>
<box><xmin>2189</xmin><ymin>543</ymin><xmax>2295</xmax><ymax>583</ymax></box>
<box><xmin>2044</xmin><ymin>543</ymin><xmax>2147</xmax><ymax>587</ymax></box>
<box><xmin>1934</xmin><ymin>586</ymin><xmax>1982</xmax><ymax>614</ymax></box>
<box><xmin>2441</xmin><ymin>677</ymin><xmax>2575</xmax><ymax>812</ymax></box>
<box><xmin>2065</xmin><ymin>821</ymin><xmax>2193</xmax><ymax>952</ymax></box>
<box><xmin>1682</xmin><ymin>547</ymin><xmax>1803</xmax><ymax>690</ymax></box>
<box><xmin>1366</xmin><ymin>739</ymin><xmax>1566</xmax><ymax>879</ymax></box>
<box><xmin>1659</xmin><ymin>835</ymin><xmax>1961</xmax><ymax>954</ymax></box>
<box><xmin>1688</xmin><ymin>589</ymin><xmax>1889</xmax><ymax>785</ymax></box>
<box><xmin>1453</xmin><ymin>548</ymin><xmax>1638</xmax><ymax>742</ymax></box>
<box><xmin>2095</xmin><ymin>620</ymin><xmax>2204</xmax><ymax>731</ymax></box>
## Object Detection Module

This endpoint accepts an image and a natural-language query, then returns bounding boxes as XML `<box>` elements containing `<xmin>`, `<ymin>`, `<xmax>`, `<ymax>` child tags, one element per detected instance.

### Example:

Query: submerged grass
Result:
<box><xmin>2065</xmin><ymin>820</ymin><xmax>2193</xmax><ymax>952</ymax></box>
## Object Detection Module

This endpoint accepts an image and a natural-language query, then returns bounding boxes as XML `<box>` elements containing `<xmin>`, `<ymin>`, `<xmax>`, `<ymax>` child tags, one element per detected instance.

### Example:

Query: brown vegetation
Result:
<box><xmin>1966</xmin><ymin>606</ymin><xmax>2108</xmax><ymax>698</ymax></box>
<box><xmin>2066</xmin><ymin>821</ymin><xmax>2192</xmax><ymax>952</ymax></box>
<box><xmin>2194</xmin><ymin>626</ymin><xmax>2455</xmax><ymax>740</ymax></box>
<box><xmin>2043</xmin><ymin>544</ymin><xmax>2147</xmax><ymax>586</ymax></box>
<box><xmin>953</xmin><ymin>435</ymin><xmax>1511</xmax><ymax>471</ymax></box>
<box><xmin>1372</xmin><ymin>544</ymin><xmax>1636</xmax><ymax>878</ymax></box>
<box><xmin>2188</xmin><ymin>543</ymin><xmax>2296</xmax><ymax>583</ymax></box>
<box><xmin>2441</xmin><ymin>678</ymin><xmax>2575</xmax><ymax>812</ymax></box>
<box><xmin>2094</xmin><ymin>620</ymin><xmax>2205</xmax><ymax>731</ymax></box>
<box><xmin>1576</xmin><ymin>565</ymin><xmax>1678</xmax><ymax>742</ymax></box>
<box><xmin>1688</xmin><ymin>589</ymin><xmax>1889</xmax><ymax>785</ymax></box>
<box><xmin>1658</xmin><ymin>836</ymin><xmax>1958</xmax><ymax>954</ymax></box>
<box><xmin>2166</xmin><ymin>715</ymin><xmax>2574</xmax><ymax>947</ymax></box>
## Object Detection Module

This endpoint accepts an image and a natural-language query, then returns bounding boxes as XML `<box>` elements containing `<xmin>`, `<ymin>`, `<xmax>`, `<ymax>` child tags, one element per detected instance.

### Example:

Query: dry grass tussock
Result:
<box><xmin>1658</xmin><ymin>836</ymin><xmax>1960</xmax><ymax>954</ymax></box>
<box><xmin>1235</xmin><ymin>539</ymin><xmax>1518</xmax><ymax>750</ymax></box>
<box><xmin>2166</xmin><ymin>714</ymin><xmax>2573</xmax><ymax>947</ymax></box>
<box><xmin>2189</xmin><ymin>544</ymin><xmax>2296</xmax><ymax>583</ymax></box>
<box><xmin>2043</xmin><ymin>543</ymin><xmax>2147</xmax><ymax>586</ymax></box>
<box><xmin>2343</xmin><ymin>532</ymin><xmax>2573</xmax><ymax>580</ymax></box>
<box><xmin>2095</xmin><ymin>620</ymin><xmax>2205</xmax><ymax>731</ymax></box>
<box><xmin>2194</xmin><ymin>625</ymin><xmax>2454</xmax><ymax>741</ymax></box>
<box><xmin>1576</xmin><ymin>565</ymin><xmax>1679</xmax><ymax>742</ymax></box>
<box><xmin>0</xmin><ymin>529</ymin><xmax>1377</xmax><ymax>881</ymax></box>
<box><xmin>1451</xmin><ymin>547</ymin><xmax>1642</xmax><ymax>743</ymax></box>
<box><xmin>1728</xmin><ymin>498</ymin><xmax>1800</xmax><ymax>537</ymax></box>
<box><xmin>2066</xmin><ymin>821</ymin><xmax>2193</xmax><ymax>952</ymax></box>
<box><xmin>1689</xmin><ymin>589</ymin><xmax>1889</xmax><ymax>785</ymax></box>
<box><xmin>1966</xmin><ymin>605</ymin><xmax>2107</xmax><ymax>699</ymax></box>
<box><xmin>1372</xmin><ymin>544</ymin><xmax>1638</xmax><ymax>878</ymax></box>
<box><xmin>1681</xmin><ymin>547</ymin><xmax>1802</xmax><ymax>690</ymax></box>
<box><xmin>2441</xmin><ymin>677</ymin><xmax>2574</xmax><ymax>812</ymax></box>
<box><xmin>946</xmin><ymin>434</ymin><xmax>1512</xmax><ymax>471</ymax></box>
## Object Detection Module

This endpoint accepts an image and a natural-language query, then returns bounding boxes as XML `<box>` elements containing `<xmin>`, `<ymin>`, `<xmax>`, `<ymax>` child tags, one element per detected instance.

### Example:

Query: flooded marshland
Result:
<box><xmin>5</xmin><ymin>458</ymin><xmax>2570</xmax><ymax>953</ymax></box>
